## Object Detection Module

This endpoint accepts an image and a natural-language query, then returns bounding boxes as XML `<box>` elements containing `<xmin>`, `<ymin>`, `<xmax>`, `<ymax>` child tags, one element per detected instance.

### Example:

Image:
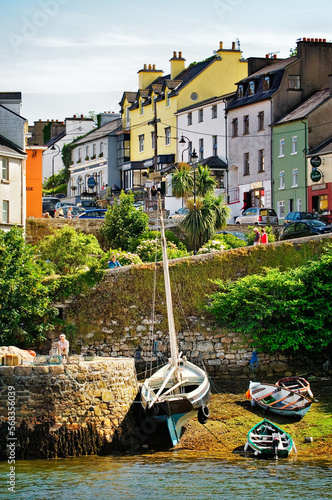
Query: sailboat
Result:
<box><xmin>140</xmin><ymin>198</ymin><xmax>210</xmax><ymax>447</ymax></box>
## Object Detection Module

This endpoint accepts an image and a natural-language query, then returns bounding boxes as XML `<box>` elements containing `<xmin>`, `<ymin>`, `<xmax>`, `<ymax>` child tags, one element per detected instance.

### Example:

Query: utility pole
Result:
<box><xmin>148</xmin><ymin>96</ymin><xmax>160</xmax><ymax>174</ymax></box>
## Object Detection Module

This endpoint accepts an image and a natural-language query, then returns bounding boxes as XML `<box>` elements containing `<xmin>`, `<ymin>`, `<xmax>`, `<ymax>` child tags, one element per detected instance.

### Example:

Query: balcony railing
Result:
<box><xmin>214</xmin><ymin>187</ymin><xmax>239</xmax><ymax>204</ymax></box>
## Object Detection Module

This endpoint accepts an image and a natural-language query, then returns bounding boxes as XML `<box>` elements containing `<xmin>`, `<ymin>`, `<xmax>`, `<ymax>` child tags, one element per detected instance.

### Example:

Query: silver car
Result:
<box><xmin>235</xmin><ymin>207</ymin><xmax>278</xmax><ymax>225</ymax></box>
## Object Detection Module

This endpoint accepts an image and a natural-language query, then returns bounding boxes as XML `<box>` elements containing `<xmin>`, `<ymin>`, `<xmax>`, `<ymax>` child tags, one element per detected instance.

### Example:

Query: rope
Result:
<box><xmin>148</xmin><ymin>212</ymin><xmax>160</xmax><ymax>378</ymax></box>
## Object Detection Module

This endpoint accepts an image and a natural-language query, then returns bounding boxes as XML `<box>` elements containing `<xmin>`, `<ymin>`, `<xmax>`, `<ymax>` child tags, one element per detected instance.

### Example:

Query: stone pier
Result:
<box><xmin>0</xmin><ymin>358</ymin><xmax>140</xmax><ymax>459</ymax></box>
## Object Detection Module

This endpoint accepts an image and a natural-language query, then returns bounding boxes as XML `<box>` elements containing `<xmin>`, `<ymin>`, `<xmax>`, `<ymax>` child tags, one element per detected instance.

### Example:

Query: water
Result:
<box><xmin>1</xmin><ymin>452</ymin><xmax>331</xmax><ymax>500</ymax></box>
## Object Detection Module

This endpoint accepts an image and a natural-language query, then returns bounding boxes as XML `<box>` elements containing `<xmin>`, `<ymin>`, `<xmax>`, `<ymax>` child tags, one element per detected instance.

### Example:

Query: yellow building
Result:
<box><xmin>119</xmin><ymin>41</ymin><xmax>248</xmax><ymax>190</ymax></box>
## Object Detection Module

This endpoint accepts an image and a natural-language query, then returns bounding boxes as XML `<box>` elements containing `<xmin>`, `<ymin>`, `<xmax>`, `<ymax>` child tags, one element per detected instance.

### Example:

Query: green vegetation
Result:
<box><xmin>101</xmin><ymin>191</ymin><xmax>149</xmax><ymax>250</ymax></box>
<box><xmin>207</xmin><ymin>245</ymin><xmax>332</xmax><ymax>352</ymax></box>
<box><xmin>0</xmin><ymin>227</ymin><xmax>57</xmax><ymax>347</ymax></box>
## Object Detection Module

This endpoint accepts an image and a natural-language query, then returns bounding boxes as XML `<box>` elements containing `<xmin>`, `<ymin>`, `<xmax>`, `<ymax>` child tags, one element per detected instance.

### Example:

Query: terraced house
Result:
<box><xmin>118</xmin><ymin>41</ymin><xmax>248</xmax><ymax>205</ymax></box>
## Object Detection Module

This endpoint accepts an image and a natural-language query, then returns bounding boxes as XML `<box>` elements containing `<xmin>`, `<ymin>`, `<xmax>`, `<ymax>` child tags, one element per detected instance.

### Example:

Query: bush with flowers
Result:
<box><xmin>197</xmin><ymin>240</ymin><xmax>226</xmax><ymax>254</ymax></box>
<box><xmin>101</xmin><ymin>249</ymin><xmax>143</xmax><ymax>267</ymax></box>
<box><xmin>136</xmin><ymin>239</ymin><xmax>189</xmax><ymax>262</ymax></box>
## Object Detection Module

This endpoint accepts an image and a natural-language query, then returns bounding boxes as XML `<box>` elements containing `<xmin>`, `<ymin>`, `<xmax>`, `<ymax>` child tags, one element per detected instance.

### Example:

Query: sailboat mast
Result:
<box><xmin>159</xmin><ymin>196</ymin><xmax>179</xmax><ymax>368</ymax></box>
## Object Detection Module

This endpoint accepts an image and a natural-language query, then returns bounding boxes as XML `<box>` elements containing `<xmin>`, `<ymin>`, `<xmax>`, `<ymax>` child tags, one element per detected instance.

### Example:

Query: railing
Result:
<box><xmin>214</xmin><ymin>187</ymin><xmax>240</xmax><ymax>205</ymax></box>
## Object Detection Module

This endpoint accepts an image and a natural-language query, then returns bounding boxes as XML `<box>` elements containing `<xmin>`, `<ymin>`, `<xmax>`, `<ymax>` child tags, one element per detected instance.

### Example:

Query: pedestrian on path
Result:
<box><xmin>253</xmin><ymin>227</ymin><xmax>261</xmax><ymax>245</ymax></box>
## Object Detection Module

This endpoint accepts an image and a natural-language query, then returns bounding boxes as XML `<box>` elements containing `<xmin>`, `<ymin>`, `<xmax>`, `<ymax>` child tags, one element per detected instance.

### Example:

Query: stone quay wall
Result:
<box><xmin>0</xmin><ymin>358</ymin><xmax>141</xmax><ymax>459</ymax></box>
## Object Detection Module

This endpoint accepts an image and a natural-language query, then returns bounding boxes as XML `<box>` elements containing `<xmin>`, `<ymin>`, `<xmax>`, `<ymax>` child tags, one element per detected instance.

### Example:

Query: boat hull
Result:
<box><xmin>245</xmin><ymin>419</ymin><xmax>294</xmax><ymax>459</ymax></box>
<box><xmin>249</xmin><ymin>381</ymin><xmax>312</xmax><ymax>418</ymax></box>
<box><xmin>276</xmin><ymin>376</ymin><xmax>313</xmax><ymax>398</ymax></box>
<box><xmin>141</xmin><ymin>359</ymin><xmax>210</xmax><ymax>446</ymax></box>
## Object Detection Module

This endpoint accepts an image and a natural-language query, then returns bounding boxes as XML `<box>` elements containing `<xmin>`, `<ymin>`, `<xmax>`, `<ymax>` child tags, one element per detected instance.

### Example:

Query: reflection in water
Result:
<box><xmin>0</xmin><ymin>452</ymin><xmax>332</xmax><ymax>500</ymax></box>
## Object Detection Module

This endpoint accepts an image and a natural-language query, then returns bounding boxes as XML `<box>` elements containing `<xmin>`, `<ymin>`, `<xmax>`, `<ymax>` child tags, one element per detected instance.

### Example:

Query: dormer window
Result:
<box><xmin>263</xmin><ymin>76</ymin><xmax>270</xmax><ymax>91</ymax></box>
<box><xmin>238</xmin><ymin>85</ymin><xmax>244</xmax><ymax>98</ymax></box>
<box><xmin>139</xmin><ymin>100</ymin><xmax>144</xmax><ymax>116</ymax></box>
<box><xmin>249</xmin><ymin>81</ymin><xmax>255</xmax><ymax>95</ymax></box>
<box><xmin>166</xmin><ymin>91</ymin><xmax>171</xmax><ymax>108</ymax></box>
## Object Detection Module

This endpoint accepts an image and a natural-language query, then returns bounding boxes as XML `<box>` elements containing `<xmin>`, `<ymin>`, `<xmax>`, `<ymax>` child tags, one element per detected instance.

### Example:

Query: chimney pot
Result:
<box><xmin>273</xmin><ymin>54</ymin><xmax>277</xmax><ymax>59</ymax></box>
<box><xmin>148</xmin><ymin>64</ymin><xmax>152</xmax><ymax>69</ymax></box>
<box><xmin>219</xmin><ymin>41</ymin><xmax>223</xmax><ymax>50</ymax></box>
<box><xmin>303</xmin><ymin>37</ymin><xmax>306</xmax><ymax>41</ymax></box>
<box><xmin>315</xmin><ymin>38</ymin><xmax>318</xmax><ymax>42</ymax></box>
<box><xmin>323</xmin><ymin>38</ymin><xmax>326</xmax><ymax>42</ymax></box>
<box><xmin>173</xmin><ymin>51</ymin><xmax>177</xmax><ymax>58</ymax></box>
<box><xmin>232</xmin><ymin>41</ymin><xmax>236</xmax><ymax>50</ymax></box>
<box><xmin>266</xmin><ymin>54</ymin><xmax>269</xmax><ymax>58</ymax></box>
<box><xmin>179</xmin><ymin>51</ymin><xmax>182</xmax><ymax>58</ymax></box>
<box><xmin>143</xmin><ymin>64</ymin><xmax>147</xmax><ymax>69</ymax></box>
<box><xmin>81</xmin><ymin>114</ymin><xmax>84</xmax><ymax>118</ymax></box>
<box><xmin>153</xmin><ymin>64</ymin><xmax>156</xmax><ymax>70</ymax></box>
<box><xmin>73</xmin><ymin>115</ymin><xmax>76</xmax><ymax>118</ymax></box>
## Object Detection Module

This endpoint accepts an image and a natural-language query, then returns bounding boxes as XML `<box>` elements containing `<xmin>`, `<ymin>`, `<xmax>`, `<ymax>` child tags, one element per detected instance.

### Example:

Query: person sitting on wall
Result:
<box><xmin>58</xmin><ymin>334</ymin><xmax>69</xmax><ymax>360</ymax></box>
<box><xmin>108</xmin><ymin>255</ymin><xmax>121</xmax><ymax>269</ymax></box>
<box><xmin>112</xmin><ymin>184</ymin><xmax>120</xmax><ymax>192</ymax></box>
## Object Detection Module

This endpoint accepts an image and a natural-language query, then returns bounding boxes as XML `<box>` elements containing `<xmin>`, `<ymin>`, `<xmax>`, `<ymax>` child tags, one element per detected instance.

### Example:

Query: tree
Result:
<box><xmin>181</xmin><ymin>193</ymin><xmax>230</xmax><ymax>249</ymax></box>
<box><xmin>195</xmin><ymin>164</ymin><xmax>216</xmax><ymax>196</ymax></box>
<box><xmin>0</xmin><ymin>227</ymin><xmax>57</xmax><ymax>347</ymax></box>
<box><xmin>101</xmin><ymin>191</ymin><xmax>149</xmax><ymax>250</ymax></box>
<box><xmin>36</xmin><ymin>226</ymin><xmax>103</xmax><ymax>274</ymax></box>
<box><xmin>207</xmin><ymin>246</ymin><xmax>332</xmax><ymax>353</ymax></box>
<box><xmin>171</xmin><ymin>163</ymin><xmax>194</xmax><ymax>199</ymax></box>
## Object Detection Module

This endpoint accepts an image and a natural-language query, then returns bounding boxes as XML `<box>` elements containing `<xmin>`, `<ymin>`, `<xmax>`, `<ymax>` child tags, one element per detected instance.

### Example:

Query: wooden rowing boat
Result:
<box><xmin>276</xmin><ymin>376</ymin><xmax>313</xmax><ymax>398</ymax></box>
<box><xmin>244</xmin><ymin>419</ymin><xmax>295</xmax><ymax>458</ymax></box>
<box><xmin>248</xmin><ymin>381</ymin><xmax>312</xmax><ymax>418</ymax></box>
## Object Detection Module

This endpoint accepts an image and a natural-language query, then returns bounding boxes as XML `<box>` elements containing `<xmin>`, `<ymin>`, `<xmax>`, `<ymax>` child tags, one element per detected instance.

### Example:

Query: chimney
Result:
<box><xmin>138</xmin><ymin>63</ymin><xmax>163</xmax><ymax>89</ymax></box>
<box><xmin>219</xmin><ymin>41</ymin><xmax>223</xmax><ymax>50</ymax></box>
<box><xmin>170</xmin><ymin>51</ymin><xmax>186</xmax><ymax>79</ymax></box>
<box><xmin>232</xmin><ymin>41</ymin><xmax>236</xmax><ymax>50</ymax></box>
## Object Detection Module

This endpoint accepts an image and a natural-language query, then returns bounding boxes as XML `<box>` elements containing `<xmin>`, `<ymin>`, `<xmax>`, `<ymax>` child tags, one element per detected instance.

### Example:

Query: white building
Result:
<box><xmin>0</xmin><ymin>92</ymin><xmax>27</xmax><ymax>231</ymax></box>
<box><xmin>42</xmin><ymin>115</ymin><xmax>95</xmax><ymax>181</ymax></box>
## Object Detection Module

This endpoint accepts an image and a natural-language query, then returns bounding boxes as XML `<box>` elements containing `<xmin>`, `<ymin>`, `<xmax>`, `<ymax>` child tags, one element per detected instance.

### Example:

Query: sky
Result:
<box><xmin>1</xmin><ymin>0</ymin><xmax>332</xmax><ymax>125</ymax></box>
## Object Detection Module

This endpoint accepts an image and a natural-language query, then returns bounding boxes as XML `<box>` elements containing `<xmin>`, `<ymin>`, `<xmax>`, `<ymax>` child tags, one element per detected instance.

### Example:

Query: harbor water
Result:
<box><xmin>1</xmin><ymin>452</ymin><xmax>332</xmax><ymax>500</ymax></box>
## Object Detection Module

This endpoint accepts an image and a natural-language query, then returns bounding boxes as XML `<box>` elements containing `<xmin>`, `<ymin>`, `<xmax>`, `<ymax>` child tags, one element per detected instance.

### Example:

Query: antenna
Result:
<box><xmin>236</xmin><ymin>38</ymin><xmax>241</xmax><ymax>51</ymax></box>
<box><xmin>268</xmin><ymin>51</ymin><xmax>280</xmax><ymax>58</ymax></box>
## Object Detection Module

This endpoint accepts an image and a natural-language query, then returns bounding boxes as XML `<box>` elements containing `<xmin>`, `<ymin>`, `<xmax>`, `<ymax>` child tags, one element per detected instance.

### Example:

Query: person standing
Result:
<box><xmin>261</xmin><ymin>228</ymin><xmax>268</xmax><ymax>244</ymax></box>
<box><xmin>67</xmin><ymin>206</ymin><xmax>73</xmax><ymax>219</ymax></box>
<box><xmin>58</xmin><ymin>334</ymin><xmax>69</xmax><ymax>359</ymax></box>
<box><xmin>253</xmin><ymin>227</ymin><xmax>261</xmax><ymax>245</ymax></box>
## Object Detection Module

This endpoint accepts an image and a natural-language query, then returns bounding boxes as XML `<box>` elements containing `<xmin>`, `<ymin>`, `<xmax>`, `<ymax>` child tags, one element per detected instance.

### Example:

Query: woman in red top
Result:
<box><xmin>261</xmin><ymin>228</ymin><xmax>268</xmax><ymax>244</ymax></box>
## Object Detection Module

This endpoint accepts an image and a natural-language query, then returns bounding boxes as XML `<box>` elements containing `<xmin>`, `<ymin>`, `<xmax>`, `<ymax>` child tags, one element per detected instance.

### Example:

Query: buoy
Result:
<box><xmin>304</xmin><ymin>436</ymin><xmax>313</xmax><ymax>443</ymax></box>
<box><xmin>198</xmin><ymin>405</ymin><xmax>210</xmax><ymax>425</ymax></box>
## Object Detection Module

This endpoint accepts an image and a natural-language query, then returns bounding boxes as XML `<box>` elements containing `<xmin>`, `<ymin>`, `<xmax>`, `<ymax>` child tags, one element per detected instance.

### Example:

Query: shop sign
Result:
<box><xmin>311</xmin><ymin>183</ymin><xmax>326</xmax><ymax>191</ymax></box>
<box><xmin>87</xmin><ymin>177</ymin><xmax>96</xmax><ymax>188</ymax></box>
<box><xmin>310</xmin><ymin>156</ymin><xmax>321</xmax><ymax>168</ymax></box>
<box><xmin>310</xmin><ymin>169</ymin><xmax>322</xmax><ymax>182</ymax></box>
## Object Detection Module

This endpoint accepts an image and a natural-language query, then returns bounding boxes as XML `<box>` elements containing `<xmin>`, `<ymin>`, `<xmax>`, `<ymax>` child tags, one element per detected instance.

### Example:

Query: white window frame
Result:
<box><xmin>151</xmin><ymin>131</ymin><xmax>155</xmax><ymax>150</ymax></box>
<box><xmin>199</xmin><ymin>138</ymin><xmax>204</xmax><ymax>160</ymax></box>
<box><xmin>78</xmin><ymin>148</ymin><xmax>81</xmax><ymax>161</ymax></box>
<box><xmin>249</xmin><ymin>81</ymin><xmax>255</xmax><ymax>95</ymax></box>
<box><xmin>292</xmin><ymin>168</ymin><xmax>298</xmax><ymax>187</ymax></box>
<box><xmin>139</xmin><ymin>134</ymin><xmax>144</xmax><ymax>153</ymax></box>
<box><xmin>212</xmin><ymin>105</ymin><xmax>217</xmax><ymax>119</ymax></box>
<box><xmin>198</xmin><ymin>109</ymin><xmax>203</xmax><ymax>123</ymax></box>
<box><xmin>279</xmin><ymin>139</ymin><xmax>285</xmax><ymax>157</ymax></box>
<box><xmin>93</xmin><ymin>144</ymin><xmax>96</xmax><ymax>157</ymax></box>
<box><xmin>2</xmin><ymin>200</ymin><xmax>9</xmax><ymax>223</ymax></box>
<box><xmin>279</xmin><ymin>171</ymin><xmax>285</xmax><ymax>189</ymax></box>
<box><xmin>100</xmin><ymin>142</ymin><xmax>103</xmax><ymax>155</ymax></box>
<box><xmin>296</xmin><ymin>198</ymin><xmax>302</xmax><ymax>211</ymax></box>
<box><xmin>258</xmin><ymin>149</ymin><xmax>265</xmax><ymax>172</ymax></box>
<box><xmin>291</xmin><ymin>136</ymin><xmax>298</xmax><ymax>155</ymax></box>
<box><xmin>165</xmin><ymin>127</ymin><xmax>171</xmax><ymax>146</ymax></box>
<box><xmin>212</xmin><ymin>135</ymin><xmax>217</xmax><ymax>156</ymax></box>
<box><xmin>277</xmin><ymin>200</ymin><xmax>285</xmax><ymax>219</ymax></box>
<box><xmin>166</xmin><ymin>92</ymin><xmax>171</xmax><ymax>108</ymax></box>
<box><xmin>288</xmin><ymin>75</ymin><xmax>301</xmax><ymax>90</ymax></box>
<box><xmin>1</xmin><ymin>157</ymin><xmax>9</xmax><ymax>180</ymax></box>
<box><xmin>139</xmin><ymin>100</ymin><xmax>144</xmax><ymax>116</ymax></box>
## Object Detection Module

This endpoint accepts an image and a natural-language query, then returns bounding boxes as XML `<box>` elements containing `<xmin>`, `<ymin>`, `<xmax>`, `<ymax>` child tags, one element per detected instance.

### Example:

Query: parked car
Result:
<box><xmin>58</xmin><ymin>206</ymin><xmax>86</xmax><ymax>218</ymax></box>
<box><xmin>42</xmin><ymin>200</ymin><xmax>56</xmax><ymax>217</ymax></box>
<box><xmin>168</xmin><ymin>207</ymin><xmax>189</xmax><ymax>220</ymax></box>
<box><xmin>235</xmin><ymin>208</ymin><xmax>278</xmax><ymax>225</ymax></box>
<box><xmin>54</xmin><ymin>201</ymin><xmax>77</xmax><ymax>211</ymax></box>
<box><xmin>77</xmin><ymin>209</ymin><xmax>107</xmax><ymax>219</ymax></box>
<box><xmin>77</xmin><ymin>199</ymin><xmax>99</xmax><ymax>209</ymax></box>
<box><xmin>43</xmin><ymin>196</ymin><xmax>62</xmax><ymax>207</ymax></box>
<box><xmin>284</xmin><ymin>211</ymin><xmax>322</xmax><ymax>224</ymax></box>
<box><xmin>279</xmin><ymin>220</ymin><xmax>332</xmax><ymax>241</ymax></box>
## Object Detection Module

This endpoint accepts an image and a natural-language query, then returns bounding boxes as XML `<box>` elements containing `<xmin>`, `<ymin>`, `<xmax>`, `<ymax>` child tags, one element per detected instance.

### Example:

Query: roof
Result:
<box><xmin>0</xmin><ymin>103</ymin><xmax>26</xmax><ymax>121</ymax></box>
<box><xmin>201</xmin><ymin>156</ymin><xmax>227</xmax><ymax>169</ymax></box>
<box><xmin>274</xmin><ymin>89</ymin><xmax>331</xmax><ymax>124</ymax></box>
<box><xmin>71</xmin><ymin>118</ymin><xmax>122</xmax><ymax>146</ymax></box>
<box><xmin>309</xmin><ymin>136</ymin><xmax>332</xmax><ymax>156</ymax></box>
<box><xmin>0</xmin><ymin>134</ymin><xmax>26</xmax><ymax>156</ymax></box>
<box><xmin>177</xmin><ymin>92</ymin><xmax>235</xmax><ymax>114</ymax></box>
<box><xmin>45</xmin><ymin>129</ymin><xmax>66</xmax><ymax>147</ymax></box>
<box><xmin>243</xmin><ymin>56</ymin><xmax>296</xmax><ymax>81</ymax></box>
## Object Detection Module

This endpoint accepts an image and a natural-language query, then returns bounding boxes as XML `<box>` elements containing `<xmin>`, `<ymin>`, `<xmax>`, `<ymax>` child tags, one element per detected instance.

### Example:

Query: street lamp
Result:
<box><xmin>179</xmin><ymin>135</ymin><xmax>191</xmax><ymax>162</ymax></box>
<box><xmin>190</xmin><ymin>148</ymin><xmax>198</xmax><ymax>255</ymax></box>
<box><xmin>50</xmin><ymin>144</ymin><xmax>61</xmax><ymax>195</ymax></box>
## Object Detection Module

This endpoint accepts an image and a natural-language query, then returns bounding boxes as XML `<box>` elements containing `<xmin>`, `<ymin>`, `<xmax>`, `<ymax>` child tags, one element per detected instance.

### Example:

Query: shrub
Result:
<box><xmin>136</xmin><ymin>239</ymin><xmax>189</xmax><ymax>262</ymax></box>
<box><xmin>197</xmin><ymin>240</ymin><xmax>225</xmax><ymax>254</ymax></box>
<box><xmin>213</xmin><ymin>233</ymin><xmax>247</xmax><ymax>249</ymax></box>
<box><xmin>101</xmin><ymin>249</ymin><xmax>143</xmax><ymax>267</ymax></box>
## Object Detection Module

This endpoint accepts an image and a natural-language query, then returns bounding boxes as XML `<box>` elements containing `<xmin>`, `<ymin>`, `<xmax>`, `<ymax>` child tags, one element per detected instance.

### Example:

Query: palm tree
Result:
<box><xmin>171</xmin><ymin>163</ymin><xmax>194</xmax><ymax>199</ymax></box>
<box><xmin>195</xmin><ymin>164</ymin><xmax>216</xmax><ymax>196</ymax></box>
<box><xmin>181</xmin><ymin>193</ymin><xmax>230</xmax><ymax>250</ymax></box>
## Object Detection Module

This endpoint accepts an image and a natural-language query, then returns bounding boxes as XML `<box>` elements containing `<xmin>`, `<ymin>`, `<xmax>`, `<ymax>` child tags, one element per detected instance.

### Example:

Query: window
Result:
<box><xmin>288</xmin><ymin>75</ymin><xmax>301</xmax><ymax>89</ymax></box>
<box><xmin>258</xmin><ymin>149</ymin><xmax>265</xmax><ymax>172</ymax></box>
<box><xmin>296</xmin><ymin>198</ymin><xmax>302</xmax><ymax>211</ymax></box>
<box><xmin>139</xmin><ymin>100</ymin><xmax>144</xmax><ymax>116</ymax></box>
<box><xmin>85</xmin><ymin>146</ymin><xmax>89</xmax><ymax>159</ymax></box>
<box><xmin>199</xmin><ymin>138</ymin><xmax>204</xmax><ymax>160</ymax></box>
<box><xmin>232</xmin><ymin>118</ymin><xmax>238</xmax><ymax>137</ymax></box>
<box><xmin>292</xmin><ymin>136</ymin><xmax>298</xmax><ymax>155</ymax></box>
<box><xmin>263</xmin><ymin>76</ymin><xmax>270</xmax><ymax>91</ymax></box>
<box><xmin>198</xmin><ymin>109</ymin><xmax>203</xmax><ymax>123</ymax></box>
<box><xmin>166</xmin><ymin>91</ymin><xmax>171</xmax><ymax>108</ymax></box>
<box><xmin>100</xmin><ymin>142</ymin><xmax>103</xmax><ymax>154</ymax></box>
<box><xmin>1</xmin><ymin>157</ymin><xmax>9</xmax><ymax>180</ymax></box>
<box><xmin>212</xmin><ymin>105</ymin><xmax>217</xmax><ymax>119</ymax></box>
<box><xmin>258</xmin><ymin>111</ymin><xmax>264</xmax><ymax>131</ymax></box>
<box><xmin>244</xmin><ymin>152</ymin><xmax>250</xmax><ymax>175</ymax></box>
<box><xmin>187</xmin><ymin>112</ymin><xmax>192</xmax><ymax>126</ymax></box>
<box><xmin>212</xmin><ymin>135</ymin><xmax>217</xmax><ymax>157</ymax></box>
<box><xmin>93</xmin><ymin>144</ymin><xmax>96</xmax><ymax>157</ymax></box>
<box><xmin>277</xmin><ymin>200</ymin><xmax>285</xmax><ymax>219</ymax></box>
<box><xmin>139</xmin><ymin>134</ymin><xmax>144</xmax><ymax>153</ymax></box>
<box><xmin>78</xmin><ymin>148</ymin><xmax>81</xmax><ymax>161</ymax></box>
<box><xmin>238</xmin><ymin>85</ymin><xmax>244</xmax><ymax>98</ymax></box>
<box><xmin>125</xmin><ymin>107</ymin><xmax>130</xmax><ymax>128</ymax></box>
<box><xmin>249</xmin><ymin>81</ymin><xmax>255</xmax><ymax>95</ymax></box>
<box><xmin>292</xmin><ymin>168</ymin><xmax>298</xmax><ymax>187</ymax></box>
<box><xmin>279</xmin><ymin>171</ymin><xmax>285</xmax><ymax>189</ymax></box>
<box><xmin>151</xmin><ymin>131</ymin><xmax>155</xmax><ymax>150</ymax></box>
<box><xmin>2</xmin><ymin>200</ymin><xmax>9</xmax><ymax>223</ymax></box>
<box><xmin>165</xmin><ymin>127</ymin><xmax>171</xmax><ymax>146</ymax></box>
<box><xmin>243</xmin><ymin>115</ymin><xmax>249</xmax><ymax>134</ymax></box>
<box><xmin>279</xmin><ymin>139</ymin><xmax>285</xmax><ymax>157</ymax></box>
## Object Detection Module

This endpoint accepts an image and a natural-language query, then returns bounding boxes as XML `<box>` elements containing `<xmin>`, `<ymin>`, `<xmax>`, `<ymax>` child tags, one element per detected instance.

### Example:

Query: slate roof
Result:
<box><xmin>71</xmin><ymin>118</ymin><xmax>122</xmax><ymax>146</ymax></box>
<box><xmin>274</xmin><ymin>89</ymin><xmax>331</xmax><ymax>124</ymax></box>
<box><xmin>309</xmin><ymin>136</ymin><xmax>332</xmax><ymax>156</ymax></box>
<box><xmin>0</xmin><ymin>134</ymin><xmax>26</xmax><ymax>156</ymax></box>
<box><xmin>201</xmin><ymin>156</ymin><xmax>227</xmax><ymax>169</ymax></box>
<box><xmin>45</xmin><ymin>129</ymin><xmax>66</xmax><ymax>147</ymax></box>
<box><xmin>177</xmin><ymin>92</ymin><xmax>235</xmax><ymax>114</ymax></box>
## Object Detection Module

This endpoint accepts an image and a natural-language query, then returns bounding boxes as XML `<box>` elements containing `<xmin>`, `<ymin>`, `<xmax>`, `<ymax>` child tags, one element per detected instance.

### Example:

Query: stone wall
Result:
<box><xmin>0</xmin><ymin>358</ymin><xmax>140</xmax><ymax>459</ymax></box>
